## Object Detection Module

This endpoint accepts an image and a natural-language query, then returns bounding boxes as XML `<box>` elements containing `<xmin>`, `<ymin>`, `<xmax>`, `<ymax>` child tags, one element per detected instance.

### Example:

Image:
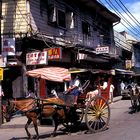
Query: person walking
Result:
<box><xmin>120</xmin><ymin>81</ymin><xmax>125</xmax><ymax>95</ymax></box>
<box><xmin>109</xmin><ymin>84</ymin><xmax>115</xmax><ymax>103</ymax></box>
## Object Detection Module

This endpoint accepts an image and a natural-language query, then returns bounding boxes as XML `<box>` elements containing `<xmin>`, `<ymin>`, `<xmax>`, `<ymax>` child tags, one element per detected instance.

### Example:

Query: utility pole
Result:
<box><xmin>0</xmin><ymin>0</ymin><xmax>2</xmax><ymax>125</ymax></box>
<box><xmin>0</xmin><ymin>81</ymin><xmax>2</xmax><ymax>125</ymax></box>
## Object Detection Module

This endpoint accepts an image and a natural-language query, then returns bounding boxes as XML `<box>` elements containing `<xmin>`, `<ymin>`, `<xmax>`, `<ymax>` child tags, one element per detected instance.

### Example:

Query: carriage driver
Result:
<box><xmin>66</xmin><ymin>74</ymin><xmax>81</xmax><ymax>105</ymax></box>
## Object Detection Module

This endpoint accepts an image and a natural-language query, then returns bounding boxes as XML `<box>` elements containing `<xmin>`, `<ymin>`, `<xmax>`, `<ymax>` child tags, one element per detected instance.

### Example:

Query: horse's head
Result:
<box><xmin>51</xmin><ymin>89</ymin><xmax>59</xmax><ymax>98</ymax></box>
<box><xmin>3</xmin><ymin>99</ymin><xmax>16</xmax><ymax>122</ymax></box>
<box><xmin>128</xmin><ymin>84</ymin><xmax>139</xmax><ymax>96</ymax></box>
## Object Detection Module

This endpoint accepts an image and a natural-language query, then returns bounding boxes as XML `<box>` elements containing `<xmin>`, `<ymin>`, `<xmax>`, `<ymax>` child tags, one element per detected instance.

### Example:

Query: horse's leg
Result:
<box><xmin>32</xmin><ymin>117</ymin><xmax>39</xmax><ymax>139</ymax></box>
<box><xmin>52</xmin><ymin>115</ymin><xmax>59</xmax><ymax>137</ymax></box>
<box><xmin>25</xmin><ymin>118</ymin><xmax>32</xmax><ymax>139</ymax></box>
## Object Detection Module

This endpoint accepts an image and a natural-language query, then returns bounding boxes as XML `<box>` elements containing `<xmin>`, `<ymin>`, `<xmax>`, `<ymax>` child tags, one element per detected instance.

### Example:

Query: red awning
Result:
<box><xmin>26</xmin><ymin>67</ymin><xmax>71</xmax><ymax>82</ymax></box>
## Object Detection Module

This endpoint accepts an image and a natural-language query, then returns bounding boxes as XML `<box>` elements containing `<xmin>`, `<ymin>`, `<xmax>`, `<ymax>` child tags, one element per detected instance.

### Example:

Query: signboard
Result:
<box><xmin>0</xmin><ymin>68</ymin><xmax>3</xmax><ymax>80</ymax></box>
<box><xmin>96</xmin><ymin>46</ymin><xmax>109</xmax><ymax>54</ymax></box>
<box><xmin>44</xmin><ymin>47</ymin><xmax>62</xmax><ymax>60</ymax></box>
<box><xmin>26</xmin><ymin>51</ymin><xmax>48</xmax><ymax>65</ymax></box>
<box><xmin>0</xmin><ymin>55</ymin><xmax>6</xmax><ymax>67</ymax></box>
<box><xmin>2</xmin><ymin>37</ymin><xmax>15</xmax><ymax>56</ymax></box>
<box><xmin>125</xmin><ymin>60</ymin><xmax>132</xmax><ymax>69</ymax></box>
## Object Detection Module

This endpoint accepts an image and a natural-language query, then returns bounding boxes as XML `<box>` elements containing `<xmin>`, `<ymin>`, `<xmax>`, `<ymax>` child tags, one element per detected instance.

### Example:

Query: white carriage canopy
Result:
<box><xmin>26</xmin><ymin>67</ymin><xmax>71</xmax><ymax>82</ymax></box>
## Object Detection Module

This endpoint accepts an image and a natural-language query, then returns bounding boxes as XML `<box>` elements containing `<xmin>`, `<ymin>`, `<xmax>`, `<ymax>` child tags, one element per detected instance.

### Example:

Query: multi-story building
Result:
<box><xmin>1</xmin><ymin>0</ymin><xmax>120</xmax><ymax>98</ymax></box>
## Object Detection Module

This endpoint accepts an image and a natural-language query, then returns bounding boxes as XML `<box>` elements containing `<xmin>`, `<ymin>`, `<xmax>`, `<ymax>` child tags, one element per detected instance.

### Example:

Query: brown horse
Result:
<box><xmin>9</xmin><ymin>97</ymin><xmax>68</xmax><ymax>139</ymax></box>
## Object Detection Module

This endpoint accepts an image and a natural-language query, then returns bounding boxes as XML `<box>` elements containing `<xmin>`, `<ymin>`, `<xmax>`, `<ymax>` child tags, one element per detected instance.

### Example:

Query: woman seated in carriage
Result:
<box><xmin>85</xmin><ymin>77</ymin><xmax>114</xmax><ymax>104</ymax></box>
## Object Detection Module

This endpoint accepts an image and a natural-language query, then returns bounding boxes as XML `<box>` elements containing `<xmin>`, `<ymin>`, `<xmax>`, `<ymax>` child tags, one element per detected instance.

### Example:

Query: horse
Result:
<box><xmin>8</xmin><ymin>97</ymin><xmax>80</xmax><ymax>139</ymax></box>
<box><xmin>127</xmin><ymin>84</ymin><xmax>140</xmax><ymax>112</ymax></box>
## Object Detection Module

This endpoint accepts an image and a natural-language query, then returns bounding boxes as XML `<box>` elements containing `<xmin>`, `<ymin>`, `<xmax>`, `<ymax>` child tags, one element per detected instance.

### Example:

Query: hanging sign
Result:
<box><xmin>96</xmin><ymin>46</ymin><xmax>109</xmax><ymax>54</ymax></box>
<box><xmin>125</xmin><ymin>60</ymin><xmax>132</xmax><ymax>69</ymax></box>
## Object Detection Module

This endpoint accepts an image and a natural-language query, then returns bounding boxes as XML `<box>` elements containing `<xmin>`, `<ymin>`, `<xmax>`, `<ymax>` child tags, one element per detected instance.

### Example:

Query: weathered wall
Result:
<box><xmin>1</xmin><ymin>0</ymin><xmax>28</xmax><ymax>37</ymax></box>
<box><xmin>29</xmin><ymin>0</ymin><xmax>113</xmax><ymax>51</ymax></box>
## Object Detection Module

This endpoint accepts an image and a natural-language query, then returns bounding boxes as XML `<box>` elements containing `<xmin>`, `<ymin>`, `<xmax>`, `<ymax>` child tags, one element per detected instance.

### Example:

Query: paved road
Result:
<box><xmin>1</xmin><ymin>98</ymin><xmax>139</xmax><ymax>140</ymax></box>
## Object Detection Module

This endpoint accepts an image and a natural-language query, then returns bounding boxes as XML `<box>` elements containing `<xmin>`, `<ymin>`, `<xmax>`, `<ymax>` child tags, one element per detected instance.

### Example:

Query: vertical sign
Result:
<box><xmin>2</xmin><ymin>38</ymin><xmax>15</xmax><ymax>56</ymax></box>
<box><xmin>0</xmin><ymin>68</ymin><xmax>3</xmax><ymax>81</ymax></box>
<box><xmin>125</xmin><ymin>60</ymin><xmax>132</xmax><ymax>69</ymax></box>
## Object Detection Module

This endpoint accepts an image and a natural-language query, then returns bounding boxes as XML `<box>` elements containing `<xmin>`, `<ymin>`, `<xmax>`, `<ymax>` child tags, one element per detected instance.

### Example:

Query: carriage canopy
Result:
<box><xmin>26</xmin><ymin>67</ymin><xmax>71</xmax><ymax>82</ymax></box>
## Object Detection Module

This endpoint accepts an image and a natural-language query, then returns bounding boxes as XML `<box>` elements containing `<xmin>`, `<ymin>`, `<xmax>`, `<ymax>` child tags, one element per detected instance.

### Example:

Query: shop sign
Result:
<box><xmin>0</xmin><ymin>68</ymin><xmax>3</xmax><ymax>80</ymax></box>
<box><xmin>26</xmin><ymin>51</ymin><xmax>48</xmax><ymax>65</ymax></box>
<box><xmin>96</xmin><ymin>46</ymin><xmax>109</xmax><ymax>54</ymax></box>
<box><xmin>125</xmin><ymin>60</ymin><xmax>132</xmax><ymax>69</ymax></box>
<box><xmin>2</xmin><ymin>37</ymin><xmax>15</xmax><ymax>56</ymax></box>
<box><xmin>44</xmin><ymin>47</ymin><xmax>62</xmax><ymax>60</ymax></box>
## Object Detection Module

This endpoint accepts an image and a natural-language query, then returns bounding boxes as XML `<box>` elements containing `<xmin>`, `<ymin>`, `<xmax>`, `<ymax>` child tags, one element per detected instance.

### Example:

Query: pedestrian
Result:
<box><xmin>120</xmin><ymin>81</ymin><xmax>125</xmax><ymax>95</ymax></box>
<box><xmin>109</xmin><ymin>84</ymin><xmax>115</xmax><ymax>103</ymax></box>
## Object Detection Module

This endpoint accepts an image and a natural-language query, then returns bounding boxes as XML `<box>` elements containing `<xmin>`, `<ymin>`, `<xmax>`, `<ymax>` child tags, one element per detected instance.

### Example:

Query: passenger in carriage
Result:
<box><xmin>85</xmin><ymin>77</ymin><xmax>108</xmax><ymax>105</ymax></box>
<box><xmin>66</xmin><ymin>74</ymin><xmax>81</xmax><ymax>105</ymax></box>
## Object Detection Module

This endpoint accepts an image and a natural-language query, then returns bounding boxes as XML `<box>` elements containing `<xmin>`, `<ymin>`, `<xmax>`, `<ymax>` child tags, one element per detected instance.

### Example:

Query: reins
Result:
<box><xmin>11</xmin><ymin>99</ymin><xmax>37</xmax><ymax>113</ymax></box>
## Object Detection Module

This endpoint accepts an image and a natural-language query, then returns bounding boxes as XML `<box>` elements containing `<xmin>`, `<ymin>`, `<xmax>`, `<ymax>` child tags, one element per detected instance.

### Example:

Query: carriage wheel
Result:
<box><xmin>85</xmin><ymin>95</ymin><xmax>110</xmax><ymax>133</ymax></box>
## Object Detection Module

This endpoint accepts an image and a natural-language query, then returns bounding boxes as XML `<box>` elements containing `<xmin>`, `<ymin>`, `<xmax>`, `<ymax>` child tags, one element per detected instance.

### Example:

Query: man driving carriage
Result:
<box><xmin>65</xmin><ymin>74</ymin><xmax>81</xmax><ymax>105</ymax></box>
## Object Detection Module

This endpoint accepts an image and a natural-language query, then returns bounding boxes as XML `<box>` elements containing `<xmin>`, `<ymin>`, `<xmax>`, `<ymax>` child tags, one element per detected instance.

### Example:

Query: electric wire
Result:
<box><xmin>118</xmin><ymin>0</ymin><xmax>140</xmax><ymax>28</ymax></box>
<box><xmin>114</xmin><ymin>0</ymin><xmax>140</xmax><ymax>31</ymax></box>
<box><xmin>99</xmin><ymin>0</ymin><xmax>140</xmax><ymax>39</ymax></box>
<box><xmin>105</xmin><ymin>0</ymin><xmax>140</xmax><ymax>37</ymax></box>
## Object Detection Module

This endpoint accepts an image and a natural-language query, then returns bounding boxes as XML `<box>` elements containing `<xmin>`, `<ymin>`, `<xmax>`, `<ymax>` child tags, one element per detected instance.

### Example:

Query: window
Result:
<box><xmin>57</xmin><ymin>10</ymin><xmax>66</xmax><ymax>28</ymax></box>
<box><xmin>66</xmin><ymin>11</ymin><xmax>75</xmax><ymax>29</ymax></box>
<box><xmin>82</xmin><ymin>21</ymin><xmax>90</xmax><ymax>35</ymax></box>
<box><xmin>47</xmin><ymin>5</ymin><xmax>66</xmax><ymax>28</ymax></box>
<box><xmin>48</xmin><ymin>4</ymin><xmax>57</xmax><ymax>24</ymax></box>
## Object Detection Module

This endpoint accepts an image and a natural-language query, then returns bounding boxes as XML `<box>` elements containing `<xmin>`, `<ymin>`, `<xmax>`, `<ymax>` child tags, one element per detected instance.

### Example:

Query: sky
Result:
<box><xmin>98</xmin><ymin>0</ymin><xmax>140</xmax><ymax>40</ymax></box>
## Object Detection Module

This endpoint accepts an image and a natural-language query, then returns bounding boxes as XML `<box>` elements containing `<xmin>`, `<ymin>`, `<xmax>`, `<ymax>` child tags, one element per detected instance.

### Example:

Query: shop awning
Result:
<box><xmin>26</xmin><ymin>67</ymin><xmax>71</xmax><ymax>82</ymax></box>
<box><xmin>115</xmin><ymin>69</ymin><xmax>135</xmax><ymax>75</ymax></box>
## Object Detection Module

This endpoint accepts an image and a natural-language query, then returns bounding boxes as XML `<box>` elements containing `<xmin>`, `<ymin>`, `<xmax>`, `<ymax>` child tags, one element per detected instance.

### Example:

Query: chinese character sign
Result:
<box><xmin>44</xmin><ymin>47</ymin><xmax>62</xmax><ymax>60</ymax></box>
<box><xmin>125</xmin><ymin>60</ymin><xmax>132</xmax><ymax>69</ymax></box>
<box><xmin>26</xmin><ymin>51</ymin><xmax>48</xmax><ymax>65</ymax></box>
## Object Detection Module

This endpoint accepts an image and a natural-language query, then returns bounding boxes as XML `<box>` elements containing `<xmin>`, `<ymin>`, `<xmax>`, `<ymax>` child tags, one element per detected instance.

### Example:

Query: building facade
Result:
<box><xmin>1</xmin><ymin>0</ymin><xmax>120</xmax><ymax>98</ymax></box>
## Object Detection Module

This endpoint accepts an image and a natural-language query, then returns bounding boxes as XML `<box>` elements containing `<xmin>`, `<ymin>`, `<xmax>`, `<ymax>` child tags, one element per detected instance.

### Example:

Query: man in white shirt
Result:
<box><xmin>120</xmin><ymin>81</ymin><xmax>125</xmax><ymax>95</ymax></box>
<box><xmin>109</xmin><ymin>84</ymin><xmax>115</xmax><ymax>103</ymax></box>
<box><xmin>66</xmin><ymin>74</ymin><xmax>81</xmax><ymax>105</ymax></box>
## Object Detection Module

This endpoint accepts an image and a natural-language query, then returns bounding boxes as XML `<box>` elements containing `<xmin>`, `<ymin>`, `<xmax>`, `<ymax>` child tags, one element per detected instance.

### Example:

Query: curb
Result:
<box><xmin>113</xmin><ymin>96</ymin><xmax>122</xmax><ymax>103</ymax></box>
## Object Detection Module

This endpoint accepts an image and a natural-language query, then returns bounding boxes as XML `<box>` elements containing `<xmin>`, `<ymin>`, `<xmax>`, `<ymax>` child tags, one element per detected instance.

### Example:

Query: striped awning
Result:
<box><xmin>26</xmin><ymin>67</ymin><xmax>71</xmax><ymax>82</ymax></box>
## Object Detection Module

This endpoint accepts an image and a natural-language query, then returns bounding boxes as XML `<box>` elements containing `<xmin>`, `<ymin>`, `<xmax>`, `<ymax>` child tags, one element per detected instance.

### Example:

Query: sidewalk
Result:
<box><xmin>113</xmin><ymin>95</ymin><xmax>122</xmax><ymax>103</ymax></box>
<box><xmin>0</xmin><ymin>96</ymin><xmax>122</xmax><ymax>129</ymax></box>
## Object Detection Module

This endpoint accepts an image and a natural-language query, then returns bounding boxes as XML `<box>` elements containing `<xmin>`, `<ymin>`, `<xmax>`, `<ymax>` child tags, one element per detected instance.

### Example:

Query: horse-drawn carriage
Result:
<box><xmin>8</xmin><ymin>67</ymin><xmax>113</xmax><ymax>139</ymax></box>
